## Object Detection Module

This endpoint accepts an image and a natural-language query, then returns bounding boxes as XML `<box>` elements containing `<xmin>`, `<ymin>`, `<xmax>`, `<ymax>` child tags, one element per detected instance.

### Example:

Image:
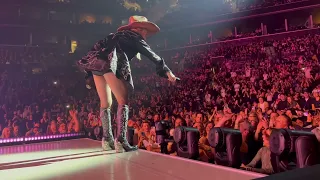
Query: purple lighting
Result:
<box><xmin>0</xmin><ymin>132</ymin><xmax>83</xmax><ymax>144</ymax></box>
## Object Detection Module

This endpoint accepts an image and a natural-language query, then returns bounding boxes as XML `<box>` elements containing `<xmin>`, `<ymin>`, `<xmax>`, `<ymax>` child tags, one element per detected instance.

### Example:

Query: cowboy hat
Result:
<box><xmin>117</xmin><ymin>16</ymin><xmax>160</xmax><ymax>35</ymax></box>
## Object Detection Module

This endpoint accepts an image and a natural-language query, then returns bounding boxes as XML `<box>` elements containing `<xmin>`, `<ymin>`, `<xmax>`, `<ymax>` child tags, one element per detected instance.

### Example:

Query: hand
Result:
<box><xmin>221</xmin><ymin>115</ymin><xmax>232</xmax><ymax>122</ymax></box>
<box><xmin>257</xmin><ymin>111</ymin><xmax>263</xmax><ymax>120</ymax></box>
<box><xmin>69</xmin><ymin>110</ymin><xmax>77</xmax><ymax>118</ymax></box>
<box><xmin>257</xmin><ymin>122</ymin><xmax>263</xmax><ymax>131</ymax></box>
<box><xmin>166</xmin><ymin>71</ymin><xmax>177</xmax><ymax>83</ymax></box>
<box><xmin>236</xmin><ymin>114</ymin><xmax>244</xmax><ymax>123</ymax></box>
<box><xmin>198</xmin><ymin>142</ymin><xmax>206</xmax><ymax>149</ymax></box>
<box><xmin>240</xmin><ymin>164</ymin><xmax>246</xmax><ymax>168</ymax></box>
<box><xmin>261</xmin><ymin>119</ymin><xmax>269</xmax><ymax>129</ymax></box>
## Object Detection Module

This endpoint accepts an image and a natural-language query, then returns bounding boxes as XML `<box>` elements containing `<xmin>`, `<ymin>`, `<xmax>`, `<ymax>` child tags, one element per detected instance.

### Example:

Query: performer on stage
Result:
<box><xmin>78</xmin><ymin>16</ymin><xmax>177</xmax><ymax>153</ymax></box>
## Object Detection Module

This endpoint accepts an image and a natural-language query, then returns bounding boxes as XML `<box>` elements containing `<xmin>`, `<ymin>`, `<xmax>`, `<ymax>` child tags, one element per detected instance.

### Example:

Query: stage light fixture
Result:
<box><xmin>173</xmin><ymin>126</ymin><xmax>200</xmax><ymax>159</ymax></box>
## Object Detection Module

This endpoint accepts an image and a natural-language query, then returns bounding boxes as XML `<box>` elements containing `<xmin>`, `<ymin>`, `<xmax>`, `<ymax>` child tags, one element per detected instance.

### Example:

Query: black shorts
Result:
<box><xmin>92</xmin><ymin>70</ymin><xmax>112</xmax><ymax>76</ymax></box>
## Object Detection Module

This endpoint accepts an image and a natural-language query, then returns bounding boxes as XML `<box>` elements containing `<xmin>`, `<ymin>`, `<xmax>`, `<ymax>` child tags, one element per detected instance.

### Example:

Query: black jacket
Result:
<box><xmin>79</xmin><ymin>30</ymin><xmax>171</xmax><ymax>89</ymax></box>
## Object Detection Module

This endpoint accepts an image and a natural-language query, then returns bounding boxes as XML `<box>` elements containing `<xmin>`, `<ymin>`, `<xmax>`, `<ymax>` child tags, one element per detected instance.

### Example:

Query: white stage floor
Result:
<box><xmin>0</xmin><ymin>138</ymin><xmax>266</xmax><ymax>180</ymax></box>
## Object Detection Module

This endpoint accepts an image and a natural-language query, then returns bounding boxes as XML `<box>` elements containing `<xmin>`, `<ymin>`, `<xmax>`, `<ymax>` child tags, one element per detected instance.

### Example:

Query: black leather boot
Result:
<box><xmin>100</xmin><ymin>108</ymin><xmax>115</xmax><ymax>151</ymax></box>
<box><xmin>115</xmin><ymin>105</ymin><xmax>138</xmax><ymax>153</ymax></box>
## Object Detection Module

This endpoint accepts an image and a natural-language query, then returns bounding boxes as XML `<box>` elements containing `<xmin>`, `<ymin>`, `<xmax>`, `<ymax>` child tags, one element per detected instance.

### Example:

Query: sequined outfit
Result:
<box><xmin>77</xmin><ymin>30</ymin><xmax>171</xmax><ymax>89</ymax></box>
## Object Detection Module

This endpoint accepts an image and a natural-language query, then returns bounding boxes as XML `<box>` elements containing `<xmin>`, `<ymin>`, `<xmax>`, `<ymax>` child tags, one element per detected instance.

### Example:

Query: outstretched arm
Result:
<box><xmin>134</xmin><ymin>38</ymin><xmax>171</xmax><ymax>78</ymax></box>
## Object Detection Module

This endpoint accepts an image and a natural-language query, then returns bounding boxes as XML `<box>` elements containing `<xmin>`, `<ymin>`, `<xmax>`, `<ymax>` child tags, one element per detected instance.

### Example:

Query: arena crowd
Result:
<box><xmin>0</xmin><ymin>30</ymin><xmax>320</xmax><ymax>175</ymax></box>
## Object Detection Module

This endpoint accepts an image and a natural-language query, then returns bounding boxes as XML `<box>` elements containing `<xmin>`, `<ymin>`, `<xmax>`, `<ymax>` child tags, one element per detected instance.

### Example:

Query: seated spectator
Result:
<box><xmin>312</xmin><ymin>127</ymin><xmax>320</xmax><ymax>142</ymax></box>
<box><xmin>198</xmin><ymin>122</ymin><xmax>215</xmax><ymax>162</ymax></box>
<box><xmin>59</xmin><ymin>123</ymin><xmax>67</xmax><ymax>134</ymax></box>
<box><xmin>241</xmin><ymin>129</ymin><xmax>273</xmax><ymax>174</ymax></box>
<box><xmin>138</xmin><ymin>121</ymin><xmax>159</xmax><ymax>152</ymax></box>
<box><xmin>25</xmin><ymin>123</ymin><xmax>42</xmax><ymax>137</ymax></box>
<box><xmin>1</xmin><ymin>127</ymin><xmax>11</xmax><ymax>138</ymax></box>
<box><xmin>299</xmin><ymin>91</ymin><xmax>314</xmax><ymax>110</ymax></box>
<box><xmin>248</xmin><ymin>113</ymin><xmax>259</xmax><ymax>129</ymax></box>
<box><xmin>167</xmin><ymin>116</ymin><xmax>186</xmax><ymax>155</ymax></box>
<box><xmin>287</xmin><ymin>96</ymin><xmax>300</xmax><ymax>109</ymax></box>
<box><xmin>275</xmin><ymin>94</ymin><xmax>288</xmax><ymax>111</ymax></box>
<box><xmin>312</xmin><ymin>90</ymin><xmax>320</xmax><ymax>109</ymax></box>
<box><xmin>258</xmin><ymin>97</ymin><xmax>269</xmax><ymax>113</ymax></box>
<box><xmin>12</xmin><ymin>125</ymin><xmax>22</xmax><ymax>138</ymax></box>
<box><xmin>239</xmin><ymin>120</ymin><xmax>261</xmax><ymax>165</ymax></box>
<box><xmin>273</xmin><ymin>115</ymin><xmax>291</xmax><ymax>129</ymax></box>
<box><xmin>47</xmin><ymin>120</ymin><xmax>59</xmax><ymax>135</ymax></box>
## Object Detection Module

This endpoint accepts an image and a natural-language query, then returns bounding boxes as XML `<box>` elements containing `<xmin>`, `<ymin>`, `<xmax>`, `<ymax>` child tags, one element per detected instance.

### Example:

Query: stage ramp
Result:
<box><xmin>0</xmin><ymin>138</ymin><xmax>265</xmax><ymax>180</ymax></box>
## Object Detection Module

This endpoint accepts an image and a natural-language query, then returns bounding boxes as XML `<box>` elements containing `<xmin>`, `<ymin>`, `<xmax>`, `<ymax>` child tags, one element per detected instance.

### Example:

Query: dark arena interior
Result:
<box><xmin>0</xmin><ymin>0</ymin><xmax>320</xmax><ymax>179</ymax></box>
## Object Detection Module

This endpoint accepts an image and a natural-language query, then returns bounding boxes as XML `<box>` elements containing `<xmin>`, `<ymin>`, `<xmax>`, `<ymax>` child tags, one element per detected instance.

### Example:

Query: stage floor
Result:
<box><xmin>0</xmin><ymin>138</ymin><xmax>265</xmax><ymax>180</ymax></box>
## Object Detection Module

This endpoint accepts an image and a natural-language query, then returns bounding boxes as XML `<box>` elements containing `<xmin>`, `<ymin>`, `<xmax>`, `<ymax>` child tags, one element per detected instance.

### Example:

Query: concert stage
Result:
<box><xmin>0</xmin><ymin>138</ymin><xmax>265</xmax><ymax>180</ymax></box>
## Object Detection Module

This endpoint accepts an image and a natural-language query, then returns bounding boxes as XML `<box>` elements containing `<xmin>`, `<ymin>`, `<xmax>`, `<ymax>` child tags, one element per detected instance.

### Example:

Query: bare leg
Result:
<box><xmin>93</xmin><ymin>75</ymin><xmax>115</xmax><ymax>150</ymax></box>
<box><xmin>103</xmin><ymin>73</ymin><xmax>138</xmax><ymax>152</ymax></box>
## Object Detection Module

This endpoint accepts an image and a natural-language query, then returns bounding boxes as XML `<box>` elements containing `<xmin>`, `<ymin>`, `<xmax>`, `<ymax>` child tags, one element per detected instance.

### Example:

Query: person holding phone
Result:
<box><xmin>78</xmin><ymin>16</ymin><xmax>178</xmax><ymax>153</ymax></box>
<box><xmin>138</xmin><ymin>121</ymin><xmax>158</xmax><ymax>151</ymax></box>
<box><xmin>241</xmin><ymin>129</ymin><xmax>273</xmax><ymax>174</ymax></box>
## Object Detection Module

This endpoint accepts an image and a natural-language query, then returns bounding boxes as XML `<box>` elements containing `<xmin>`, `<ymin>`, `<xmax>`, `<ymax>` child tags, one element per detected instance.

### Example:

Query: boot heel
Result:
<box><xmin>115</xmin><ymin>139</ymin><xmax>125</xmax><ymax>153</ymax></box>
<box><xmin>116</xmin><ymin>105</ymin><xmax>138</xmax><ymax>152</ymax></box>
<box><xmin>102</xmin><ymin>138</ymin><xmax>115</xmax><ymax>151</ymax></box>
<box><xmin>100</xmin><ymin>108</ymin><xmax>115</xmax><ymax>151</ymax></box>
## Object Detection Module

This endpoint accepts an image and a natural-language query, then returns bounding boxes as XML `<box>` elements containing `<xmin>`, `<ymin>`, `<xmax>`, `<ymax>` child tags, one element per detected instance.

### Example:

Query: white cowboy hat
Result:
<box><xmin>117</xmin><ymin>16</ymin><xmax>160</xmax><ymax>35</ymax></box>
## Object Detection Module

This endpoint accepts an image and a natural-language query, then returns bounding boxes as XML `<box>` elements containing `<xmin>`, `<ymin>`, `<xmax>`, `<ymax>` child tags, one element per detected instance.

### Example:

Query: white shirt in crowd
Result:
<box><xmin>234</xmin><ymin>83</ymin><xmax>240</xmax><ymax>92</ymax></box>
<box><xmin>245</xmin><ymin>68</ymin><xmax>251</xmax><ymax>77</ymax></box>
<box><xmin>266</xmin><ymin>92</ymin><xmax>273</xmax><ymax>102</ymax></box>
<box><xmin>205</xmin><ymin>93</ymin><xmax>211</xmax><ymax>102</ymax></box>
<box><xmin>258</xmin><ymin>102</ymin><xmax>267</xmax><ymax>113</ymax></box>
<box><xmin>304</xmin><ymin>67</ymin><xmax>311</xmax><ymax>79</ymax></box>
<box><xmin>263</xmin><ymin>73</ymin><xmax>268</xmax><ymax>80</ymax></box>
<box><xmin>231</xmin><ymin>72</ymin><xmax>237</xmax><ymax>77</ymax></box>
<box><xmin>299</xmin><ymin>56</ymin><xmax>304</xmax><ymax>64</ymax></box>
<box><xmin>221</xmin><ymin>88</ymin><xmax>226</xmax><ymax>98</ymax></box>
<box><xmin>226</xmin><ymin>61</ymin><xmax>231</xmax><ymax>70</ymax></box>
<box><xmin>250</xmin><ymin>76</ymin><xmax>255</xmax><ymax>83</ymax></box>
